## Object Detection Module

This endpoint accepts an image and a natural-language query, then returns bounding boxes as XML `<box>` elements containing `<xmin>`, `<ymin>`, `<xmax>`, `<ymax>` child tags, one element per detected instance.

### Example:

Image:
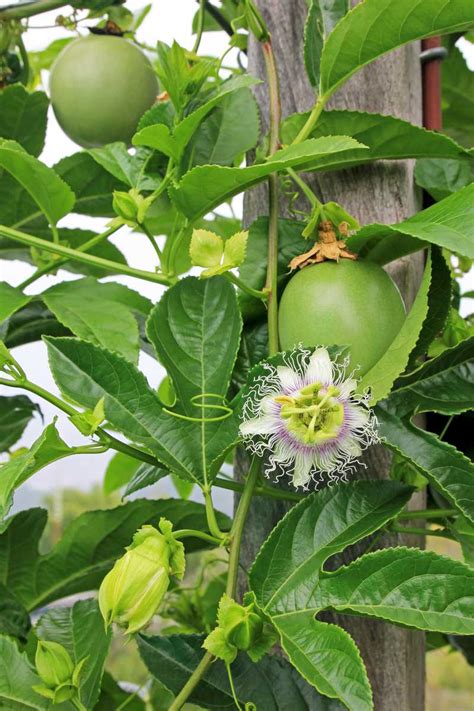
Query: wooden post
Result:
<box><xmin>238</xmin><ymin>1</ymin><xmax>426</xmax><ymax>708</ymax></box>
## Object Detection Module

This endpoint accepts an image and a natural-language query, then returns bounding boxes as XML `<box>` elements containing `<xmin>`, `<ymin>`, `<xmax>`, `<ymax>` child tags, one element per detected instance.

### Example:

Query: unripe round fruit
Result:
<box><xmin>49</xmin><ymin>34</ymin><xmax>158</xmax><ymax>148</ymax></box>
<box><xmin>278</xmin><ymin>260</ymin><xmax>406</xmax><ymax>375</ymax></box>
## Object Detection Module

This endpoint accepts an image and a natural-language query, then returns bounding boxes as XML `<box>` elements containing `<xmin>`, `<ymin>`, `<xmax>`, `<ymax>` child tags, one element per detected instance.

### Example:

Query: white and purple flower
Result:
<box><xmin>239</xmin><ymin>347</ymin><xmax>379</xmax><ymax>489</ymax></box>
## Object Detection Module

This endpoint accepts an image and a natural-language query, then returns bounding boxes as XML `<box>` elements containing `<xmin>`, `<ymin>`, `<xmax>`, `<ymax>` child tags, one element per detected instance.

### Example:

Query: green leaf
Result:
<box><xmin>376</xmin><ymin>405</ymin><xmax>474</xmax><ymax>524</ymax></box>
<box><xmin>88</xmin><ymin>142</ymin><xmax>159</xmax><ymax>191</ymax></box>
<box><xmin>146</xmin><ymin>276</ymin><xmax>241</xmax><ymax>409</ymax></box>
<box><xmin>348</xmin><ymin>185</ymin><xmax>474</xmax><ymax>264</ymax></box>
<box><xmin>274</xmin><ymin>613</ymin><xmax>372</xmax><ymax>711</ymax></box>
<box><xmin>36</xmin><ymin>599</ymin><xmax>111</xmax><ymax>709</ymax></box>
<box><xmin>0</xmin><ymin>140</ymin><xmax>75</xmax><ymax>229</ymax></box>
<box><xmin>103</xmin><ymin>452</ymin><xmax>141</xmax><ymax>494</ymax></box>
<box><xmin>45</xmin><ymin>335</ymin><xmax>240</xmax><ymax>485</ymax></box>
<box><xmin>170</xmin><ymin>136</ymin><xmax>367</xmax><ymax>220</ymax></box>
<box><xmin>281</xmin><ymin>109</ymin><xmax>470</xmax><ymax>171</ymax></box>
<box><xmin>124</xmin><ymin>462</ymin><xmax>168</xmax><ymax>497</ymax></box>
<box><xmin>312</xmin><ymin>547</ymin><xmax>474</xmax><ymax>635</ymax></box>
<box><xmin>133</xmin><ymin>75</ymin><xmax>258</xmax><ymax>161</ymax></box>
<box><xmin>319</xmin><ymin>0</ymin><xmax>474</xmax><ymax>98</ymax></box>
<box><xmin>358</xmin><ymin>251</ymin><xmax>432</xmax><ymax>404</ymax></box>
<box><xmin>0</xmin><ymin>85</ymin><xmax>48</xmax><ymax>157</ymax></box>
<box><xmin>415</xmin><ymin>157</ymin><xmax>474</xmax><ymax>202</ymax></box>
<box><xmin>0</xmin><ymin>635</ymin><xmax>47</xmax><ymax>710</ymax></box>
<box><xmin>96</xmin><ymin>672</ymin><xmax>146</xmax><ymax>710</ymax></box>
<box><xmin>443</xmin><ymin>45</ymin><xmax>474</xmax><ymax>148</ymax></box>
<box><xmin>0</xmin><ymin>394</ymin><xmax>40</xmax><ymax>453</ymax></box>
<box><xmin>0</xmin><ymin>282</ymin><xmax>30</xmax><ymax>323</ymax></box>
<box><xmin>0</xmin><ymin>301</ymin><xmax>69</xmax><ymax>350</ymax></box>
<box><xmin>0</xmin><ymin>422</ymin><xmax>75</xmax><ymax>521</ymax></box>
<box><xmin>42</xmin><ymin>277</ymin><xmax>141</xmax><ymax>362</ymax></box>
<box><xmin>0</xmin><ymin>499</ymin><xmax>230</xmax><ymax>612</ymax></box>
<box><xmin>250</xmin><ymin>481</ymin><xmax>412</xmax><ymax>614</ymax></box>
<box><xmin>189</xmin><ymin>88</ymin><xmax>260</xmax><ymax>167</ymax></box>
<box><xmin>387</xmin><ymin>337</ymin><xmax>474</xmax><ymax>417</ymax></box>
<box><xmin>138</xmin><ymin>633</ymin><xmax>343</xmax><ymax>710</ymax></box>
<box><xmin>407</xmin><ymin>247</ymin><xmax>451</xmax><ymax>365</ymax></box>
<box><xmin>232</xmin><ymin>320</ymin><xmax>268</xmax><ymax>392</ymax></box>
<box><xmin>54</xmin><ymin>152</ymin><xmax>127</xmax><ymax>218</ymax></box>
<box><xmin>304</xmin><ymin>1</ymin><xmax>350</xmax><ymax>89</ymax></box>
<box><xmin>0</xmin><ymin>584</ymin><xmax>30</xmax><ymax>643</ymax></box>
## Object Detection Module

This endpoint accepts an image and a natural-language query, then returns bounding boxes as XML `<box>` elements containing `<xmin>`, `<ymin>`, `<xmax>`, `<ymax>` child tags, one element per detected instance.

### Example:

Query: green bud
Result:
<box><xmin>98</xmin><ymin>519</ymin><xmax>185</xmax><ymax>634</ymax></box>
<box><xmin>226</xmin><ymin>607</ymin><xmax>264</xmax><ymax>651</ymax></box>
<box><xmin>35</xmin><ymin>640</ymin><xmax>74</xmax><ymax>688</ymax></box>
<box><xmin>112</xmin><ymin>188</ymin><xmax>154</xmax><ymax>226</ymax></box>
<box><xmin>70</xmin><ymin>397</ymin><xmax>105</xmax><ymax>436</ymax></box>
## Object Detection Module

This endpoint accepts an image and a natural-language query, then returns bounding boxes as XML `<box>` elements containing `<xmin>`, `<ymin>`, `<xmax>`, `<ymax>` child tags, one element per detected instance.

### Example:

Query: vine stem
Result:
<box><xmin>286</xmin><ymin>166</ymin><xmax>322</xmax><ymax>209</ymax></box>
<box><xmin>391</xmin><ymin>524</ymin><xmax>452</xmax><ymax>540</ymax></box>
<box><xmin>18</xmin><ymin>225</ymin><xmax>121</xmax><ymax>290</ymax></box>
<box><xmin>168</xmin><ymin>651</ymin><xmax>214</xmax><ymax>711</ymax></box>
<box><xmin>0</xmin><ymin>0</ymin><xmax>67</xmax><ymax>19</ymax></box>
<box><xmin>225</xmin><ymin>272</ymin><xmax>268</xmax><ymax>301</ymax></box>
<box><xmin>262</xmin><ymin>38</ymin><xmax>281</xmax><ymax>357</ymax></box>
<box><xmin>173</xmin><ymin>529</ymin><xmax>223</xmax><ymax>546</ymax></box>
<box><xmin>397</xmin><ymin>508</ymin><xmax>457</xmax><ymax>520</ymax></box>
<box><xmin>292</xmin><ymin>95</ymin><xmax>327</xmax><ymax>145</ymax></box>
<box><xmin>0</xmin><ymin>224</ymin><xmax>173</xmax><ymax>286</ymax></box>
<box><xmin>192</xmin><ymin>0</ymin><xmax>206</xmax><ymax>54</ymax></box>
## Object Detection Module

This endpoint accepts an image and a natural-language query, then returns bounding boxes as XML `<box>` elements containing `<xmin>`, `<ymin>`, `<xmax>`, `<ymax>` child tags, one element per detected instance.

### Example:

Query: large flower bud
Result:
<box><xmin>225</xmin><ymin>605</ymin><xmax>264</xmax><ymax>651</ymax></box>
<box><xmin>33</xmin><ymin>641</ymin><xmax>85</xmax><ymax>704</ymax></box>
<box><xmin>98</xmin><ymin>519</ymin><xmax>185</xmax><ymax>635</ymax></box>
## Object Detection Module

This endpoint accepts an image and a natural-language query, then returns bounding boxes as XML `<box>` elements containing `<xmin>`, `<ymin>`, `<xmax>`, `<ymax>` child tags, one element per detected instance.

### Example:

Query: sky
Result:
<box><xmin>0</xmin><ymin>2</ymin><xmax>473</xmax><ymax>516</ymax></box>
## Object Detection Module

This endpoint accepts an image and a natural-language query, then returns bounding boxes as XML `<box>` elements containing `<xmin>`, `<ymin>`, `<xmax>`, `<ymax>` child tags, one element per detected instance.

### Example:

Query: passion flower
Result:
<box><xmin>239</xmin><ymin>347</ymin><xmax>379</xmax><ymax>488</ymax></box>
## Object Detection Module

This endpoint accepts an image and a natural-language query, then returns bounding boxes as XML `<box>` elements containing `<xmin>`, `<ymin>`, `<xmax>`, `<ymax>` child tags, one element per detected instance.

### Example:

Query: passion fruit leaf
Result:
<box><xmin>124</xmin><ymin>462</ymin><xmax>169</xmax><ymax>497</ymax></box>
<box><xmin>0</xmin><ymin>85</ymin><xmax>48</xmax><ymax>157</ymax></box>
<box><xmin>273</xmin><ymin>613</ymin><xmax>372</xmax><ymax>711</ymax></box>
<box><xmin>304</xmin><ymin>1</ymin><xmax>349</xmax><ymax>89</ymax></box>
<box><xmin>54</xmin><ymin>152</ymin><xmax>128</xmax><ymax>218</ymax></box>
<box><xmin>249</xmin><ymin>481</ymin><xmax>412</xmax><ymax>614</ymax></box>
<box><xmin>189</xmin><ymin>87</ymin><xmax>260</xmax><ymax>167</ymax></box>
<box><xmin>348</xmin><ymin>185</ymin><xmax>474</xmax><ymax>264</ymax></box>
<box><xmin>443</xmin><ymin>45</ymin><xmax>474</xmax><ymax>149</ymax></box>
<box><xmin>103</xmin><ymin>452</ymin><xmax>141</xmax><ymax>495</ymax></box>
<box><xmin>137</xmin><ymin>633</ymin><xmax>341</xmax><ymax>710</ymax></box>
<box><xmin>376</xmin><ymin>405</ymin><xmax>474</xmax><ymax>524</ymax></box>
<box><xmin>0</xmin><ymin>422</ymin><xmax>75</xmax><ymax>522</ymax></box>
<box><xmin>0</xmin><ymin>302</ymin><xmax>69</xmax><ymax>350</ymax></box>
<box><xmin>0</xmin><ymin>635</ymin><xmax>46</xmax><ymax>710</ymax></box>
<box><xmin>146</xmin><ymin>277</ymin><xmax>241</xmax><ymax>416</ymax></box>
<box><xmin>133</xmin><ymin>74</ymin><xmax>258</xmax><ymax>161</ymax></box>
<box><xmin>0</xmin><ymin>500</ymin><xmax>230</xmax><ymax>612</ymax></box>
<box><xmin>415</xmin><ymin>157</ymin><xmax>474</xmax><ymax>202</ymax></box>
<box><xmin>0</xmin><ymin>584</ymin><xmax>30</xmax><ymax>643</ymax></box>
<box><xmin>0</xmin><ymin>140</ymin><xmax>75</xmax><ymax>228</ymax></box>
<box><xmin>170</xmin><ymin>135</ymin><xmax>367</xmax><ymax>220</ymax></box>
<box><xmin>281</xmin><ymin>109</ymin><xmax>470</xmax><ymax>171</ymax></box>
<box><xmin>319</xmin><ymin>0</ymin><xmax>474</xmax><ymax>98</ymax></box>
<box><xmin>44</xmin><ymin>336</ymin><xmax>240</xmax><ymax>485</ymax></box>
<box><xmin>87</xmin><ymin>143</ymin><xmax>160</xmax><ymax>191</ymax></box>
<box><xmin>36</xmin><ymin>599</ymin><xmax>111</xmax><ymax>710</ymax></box>
<box><xmin>358</xmin><ymin>252</ymin><xmax>432</xmax><ymax>404</ymax></box>
<box><xmin>0</xmin><ymin>395</ymin><xmax>41</xmax><ymax>453</ymax></box>
<box><xmin>42</xmin><ymin>278</ymin><xmax>141</xmax><ymax>363</ymax></box>
<box><xmin>407</xmin><ymin>247</ymin><xmax>451</xmax><ymax>366</ymax></box>
<box><xmin>0</xmin><ymin>282</ymin><xmax>30</xmax><ymax>323</ymax></box>
<box><xmin>312</xmin><ymin>547</ymin><xmax>474</xmax><ymax>635</ymax></box>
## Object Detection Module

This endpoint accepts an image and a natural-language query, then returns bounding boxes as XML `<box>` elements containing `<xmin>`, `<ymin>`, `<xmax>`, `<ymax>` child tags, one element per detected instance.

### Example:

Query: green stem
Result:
<box><xmin>0</xmin><ymin>0</ymin><xmax>67</xmax><ymax>19</ymax></box>
<box><xmin>391</xmin><ymin>524</ymin><xmax>452</xmax><ymax>540</ymax></box>
<box><xmin>286</xmin><ymin>166</ymin><xmax>322</xmax><ymax>209</ymax></box>
<box><xmin>192</xmin><ymin>0</ymin><xmax>206</xmax><ymax>54</ymax></box>
<box><xmin>168</xmin><ymin>651</ymin><xmax>214</xmax><ymax>711</ymax></box>
<box><xmin>18</xmin><ymin>225</ymin><xmax>121</xmax><ymax>289</ymax></box>
<box><xmin>262</xmin><ymin>39</ymin><xmax>281</xmax><ymax>357</ymax></box>
<box><xmin>226</xmin><ymin>663</ymin><xmax>243</xmax><ymax>711</ymax></box>
<box><xmin>203</xmin><ymin>487</ymin><xmax>226</xmax><ymax>540</ymax></box>
<box><xmin>397</xmin><ymin>508</ymin><xmax>457</xmax><ymax>520</ymax></box>
<box><xmin>225</xmin><ymin>272</ymin><xmax>268</xmax><ymax>301</ymax></box>
<box><xmin>226</xmin><ymin>457</ymin><xmax>260</xmax><ymax>598</ymax></box>
<box><xmin>0</xmin><ymin>224</ymin><xmax>172</xmax><ymax>286</ymax></box>
<box><xmin>439</xmin><ymin>415</ymin><xmax>454</xmax><ymax>441</ymax></box>
<box><xmin>292</xmin><ymin>95</ymin><xmax>327</xmax><ymax>145</ymax></box>
<box><xmin>141</xmin><ymin>222</ymin><xmax>162</xmax><ymax>261</ymax></box>
<box><xmin>173</xmin><ymin>529</ymin><xmax>224</xmax><ymax>545</ymax></box>
<box><xmin>214</xmin><ymin>476</ymin><xmax>302</xmax><ymax>503</ymax></box>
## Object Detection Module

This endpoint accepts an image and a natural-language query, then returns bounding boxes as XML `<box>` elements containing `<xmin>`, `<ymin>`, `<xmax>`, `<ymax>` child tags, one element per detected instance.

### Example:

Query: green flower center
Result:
<box><xmin>275</xmin><ymin>383</ymin><xmax>344</xmax><ymax>445</ymax></box>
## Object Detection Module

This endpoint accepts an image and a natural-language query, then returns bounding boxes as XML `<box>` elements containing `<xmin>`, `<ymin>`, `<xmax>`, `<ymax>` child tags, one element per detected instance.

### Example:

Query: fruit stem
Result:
<box><xmin>140</xmin><ymin>222</ymin><xmax>163</xmax><ymax>261</ymax></box>
<box><xmin>0</xmin><ymin>223</ymin><xmax>173</xmax><ymax>286</ymax></box>
<box><xmin>262</xmin><ymin>38</ymin><xmax>281</xmax><ymax>357</ymax></box>
<box><xmin>286</xmin><ymin>166</ymin><xmax>322</xmax><ymax>210</ymax></box>
<box><xmin>225</xmin><ymin>272</ymin><xmax>268</xmax><ymax>301</ymax></box>
<box><xmin>292</xmin><ymin>94</ymin><xmax>328</xmax><ymax>145</ymax></box>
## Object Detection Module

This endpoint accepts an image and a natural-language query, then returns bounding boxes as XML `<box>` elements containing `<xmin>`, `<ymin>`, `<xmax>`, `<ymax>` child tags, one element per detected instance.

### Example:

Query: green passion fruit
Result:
<box><xmin>278</xmin><ymin>260</ymin><xmax>406</xmax><ymax>375</ymax></box>
<box><xmin>49</xmin><ymin>34</ymin><xmax>158</xmax><ymax>148</ymax></box>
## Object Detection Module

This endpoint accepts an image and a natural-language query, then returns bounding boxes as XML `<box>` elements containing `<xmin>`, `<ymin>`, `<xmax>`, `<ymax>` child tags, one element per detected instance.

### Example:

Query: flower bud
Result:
<box><xmin>33</xmin><ymin>640</ymin><xmax>85</xmax><ymax>704</ymax></box>
<box><xmin>99</xmin><ymin>519</ymin><xmax>185</xmax><ymax>634</ymax></box>
<box><xmin>226</xmin><ymin>607</ymin><xmax>264</xmax><ymax>651</ymax></box>
<box><xmin>112</xmin><ymin>188</ymin><xmax>153</xmax><ymax>226</ymax></box>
